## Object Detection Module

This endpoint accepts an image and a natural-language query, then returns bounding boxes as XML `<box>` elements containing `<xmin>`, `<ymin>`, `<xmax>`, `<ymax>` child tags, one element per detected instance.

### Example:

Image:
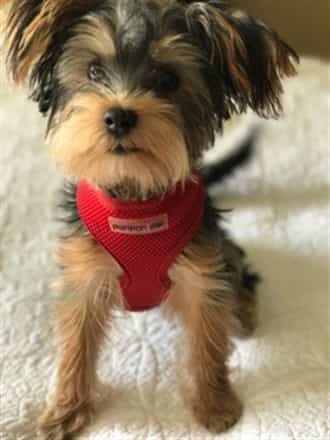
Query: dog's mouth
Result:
<box><xmin>111</xmin><ymin>143</ymin><xmax>140</xmax><ymax>156</ymax></box>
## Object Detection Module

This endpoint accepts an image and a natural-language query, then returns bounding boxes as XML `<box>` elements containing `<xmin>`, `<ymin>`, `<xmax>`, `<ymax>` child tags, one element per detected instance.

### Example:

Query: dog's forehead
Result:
<box><xmin>114</xmin><ymin>0</ymin><xmax>157</xmax><ymax>63</ymax></box>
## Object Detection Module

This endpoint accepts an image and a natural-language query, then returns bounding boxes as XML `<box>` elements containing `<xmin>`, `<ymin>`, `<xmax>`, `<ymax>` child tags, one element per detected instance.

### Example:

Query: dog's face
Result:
<box><xmin>4</xmin><ymin>0</ymin><xmax>297</xmax><ymax>197</ymax></box>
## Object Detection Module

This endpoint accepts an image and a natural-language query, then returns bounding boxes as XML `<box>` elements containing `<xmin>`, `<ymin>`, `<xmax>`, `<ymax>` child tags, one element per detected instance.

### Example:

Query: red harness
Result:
<box><xmin>76</xmin><ymin>175</ymin><xmax>205</xmax><ymax>312</ymax></box>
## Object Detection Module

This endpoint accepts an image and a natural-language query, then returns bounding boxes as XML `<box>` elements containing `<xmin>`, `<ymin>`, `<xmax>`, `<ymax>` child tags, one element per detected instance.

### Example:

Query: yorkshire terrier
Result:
<box><xmin>2</xmin><ymin>0</ymin><xmax>298</xmax><ymax>438</ymax></box>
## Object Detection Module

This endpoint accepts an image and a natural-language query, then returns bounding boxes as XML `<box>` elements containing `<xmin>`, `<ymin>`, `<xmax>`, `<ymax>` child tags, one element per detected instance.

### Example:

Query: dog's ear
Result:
<box><xmin>186</xmin><ymin>3</ymin><xmax>299</xmax><ymax>123</ymax></box>
<box><xmin>3</xmin><ymin>0</ymin><xmax>100</xmax><ymax>113</ymax></box>
<box><xmin>4</xmin><ymin>0</ymin><xmax>101</xmax><ymax>83</ymax></box>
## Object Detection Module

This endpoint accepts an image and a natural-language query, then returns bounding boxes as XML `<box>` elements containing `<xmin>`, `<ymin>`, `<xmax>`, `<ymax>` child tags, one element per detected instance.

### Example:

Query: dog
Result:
<box><xmin>2</xmin><ymin>0</ymin><xmax>298</xmax><ymax>438</ymax></box>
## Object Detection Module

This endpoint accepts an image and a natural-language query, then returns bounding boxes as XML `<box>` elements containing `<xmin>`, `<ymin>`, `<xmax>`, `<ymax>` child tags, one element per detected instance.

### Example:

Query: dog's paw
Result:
<box><xmin>192</xmin><ymin>388</ymin><xmax>243</xmax><ymax>433</ymax></box>
<box><xmin>39</xmin><ymin>400</ymin><xmax>93</xmax><ymax>440</ymax></box>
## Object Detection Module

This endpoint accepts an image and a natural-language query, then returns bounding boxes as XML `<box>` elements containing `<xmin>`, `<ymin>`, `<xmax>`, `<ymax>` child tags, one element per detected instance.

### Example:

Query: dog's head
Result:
<box><xmin>3</xmin><ymin>0</ymin><xmax>298</xmax><ymax>198</ymax></box>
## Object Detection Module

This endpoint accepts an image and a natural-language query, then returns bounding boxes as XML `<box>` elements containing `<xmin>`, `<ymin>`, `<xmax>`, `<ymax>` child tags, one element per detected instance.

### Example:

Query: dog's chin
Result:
<box><xmin>50</xmin><ymin>117</ymin><xmax>190</xmax><ymax>197</ymax></box>
<box><xmin>51</xmin><ymin>135</ymin><xmax>188</xmax><ymax>197</ymax></box>
<box><xmin>57</xmin><ymin>149</ymin><xmax>184</xmax><ymax>200</ymax></box>
<box><xmin>103</xmin><ymin>151</ymin><xmax>182</xmax><ymax>195</ymax></box>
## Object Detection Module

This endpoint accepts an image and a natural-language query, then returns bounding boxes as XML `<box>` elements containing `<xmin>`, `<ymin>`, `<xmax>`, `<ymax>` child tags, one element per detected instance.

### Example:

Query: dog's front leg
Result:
<box><xmin>168</xmin><ymin>240</ymin><xmax>243</xmax><ymax>433</ymax></box>
<box><xmin>39</xmin><ymin>235</ymin><xmax>120</xmax><ymax>440</ymax></box>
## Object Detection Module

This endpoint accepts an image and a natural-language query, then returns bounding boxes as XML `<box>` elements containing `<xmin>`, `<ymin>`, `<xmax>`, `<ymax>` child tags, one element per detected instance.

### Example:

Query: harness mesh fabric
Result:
<box><xmin>76</xmin><ymin>175</ymin><xmax>205</xmax><ymax>311</ymax></box>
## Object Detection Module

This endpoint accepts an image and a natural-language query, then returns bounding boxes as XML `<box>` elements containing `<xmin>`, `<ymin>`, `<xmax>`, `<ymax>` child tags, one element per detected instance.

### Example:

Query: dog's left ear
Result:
<box><xmin>186</xmin><ymin>3</ymin><xmax>299</xmax><ymax>123</ymax></box>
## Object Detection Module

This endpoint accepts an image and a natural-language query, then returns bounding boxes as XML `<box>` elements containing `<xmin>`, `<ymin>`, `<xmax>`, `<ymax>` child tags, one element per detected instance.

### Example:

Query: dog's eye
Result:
<box><xmin>88</xmin><ymin>63</ymin><xmax>105</xmax><ymax>82</ymax></box>
<box><xmin>155</xmin><ymin>69</ymin><xmax>179</xmax><ymax>94</ymax></box>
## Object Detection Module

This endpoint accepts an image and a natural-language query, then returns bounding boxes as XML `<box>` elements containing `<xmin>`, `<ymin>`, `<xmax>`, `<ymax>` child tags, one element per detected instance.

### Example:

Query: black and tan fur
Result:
<box><xmin>2</xmin><ymin>0</ymin><xmax>298</xmax><ymax>438</ymax></box>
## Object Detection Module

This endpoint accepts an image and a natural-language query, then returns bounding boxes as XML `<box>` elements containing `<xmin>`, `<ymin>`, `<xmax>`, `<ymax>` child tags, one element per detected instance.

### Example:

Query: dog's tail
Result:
<box><xmin>201</xmin><ymin>131</ymin><xmax>256</xmax><ymax>188</ymax></box>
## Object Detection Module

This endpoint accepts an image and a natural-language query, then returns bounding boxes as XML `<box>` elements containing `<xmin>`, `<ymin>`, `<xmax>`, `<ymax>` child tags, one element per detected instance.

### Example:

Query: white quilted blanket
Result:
<box><xmin>0</xmin><ymin>58</ymin><xmax>329</xmax><ymax>440</ymax></box>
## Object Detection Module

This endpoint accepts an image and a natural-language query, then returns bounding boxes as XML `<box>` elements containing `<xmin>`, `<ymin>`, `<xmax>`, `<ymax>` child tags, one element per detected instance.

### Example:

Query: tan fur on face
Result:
<box><xmin>151</xmin><ymin>34</ymin><xmax>210</xmax><ymax>115</ymax></box>
<box><xmin>151</xmin><ymin>34</ymin><xmax>215</xmax><ymax>158</ymax></box>
<box><xmin>49</xmin><ymin>90</ymin><xmax>190</xmax><ymax>196</ymax></box>
<box><xmin>152</xmin><ymin>34</ymin><xmax>203</xmax><ymax>67</ymax></box>
<box><xmin>57</xmin><ymin>16</ymin><xmax>115</xmax><ymax>87</ymax></box>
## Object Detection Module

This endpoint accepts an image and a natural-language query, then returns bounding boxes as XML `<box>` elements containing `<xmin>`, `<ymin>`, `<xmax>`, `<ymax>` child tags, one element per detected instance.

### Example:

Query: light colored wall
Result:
<box><xmin>234</xmin><ymin>0</ymin><xmax>330</xmax><ymax>59</ymax></box>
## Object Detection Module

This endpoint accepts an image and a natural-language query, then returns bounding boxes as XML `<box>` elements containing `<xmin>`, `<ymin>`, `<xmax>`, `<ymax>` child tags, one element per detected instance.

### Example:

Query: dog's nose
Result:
<box><xmin>104</xmin><ymin>107</ymin><xmax>137</xmax><ymax>137</ymax></box>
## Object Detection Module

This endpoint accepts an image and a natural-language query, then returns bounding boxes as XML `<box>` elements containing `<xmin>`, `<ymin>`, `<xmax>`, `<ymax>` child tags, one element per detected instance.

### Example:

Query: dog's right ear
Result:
<box><xmin>4</xmin><ymin>0</ymin><xmax>98</xmax><ymax>84</ymax></box>
<box><xmin>5</xmin><ymin>0</ymin><xmax>60</xmax><ymax>84</ymax></box>
<box><xmin>3</xmin><ymin>0</ymin><xmax>101</xmax><ymax>114</ymax></box>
